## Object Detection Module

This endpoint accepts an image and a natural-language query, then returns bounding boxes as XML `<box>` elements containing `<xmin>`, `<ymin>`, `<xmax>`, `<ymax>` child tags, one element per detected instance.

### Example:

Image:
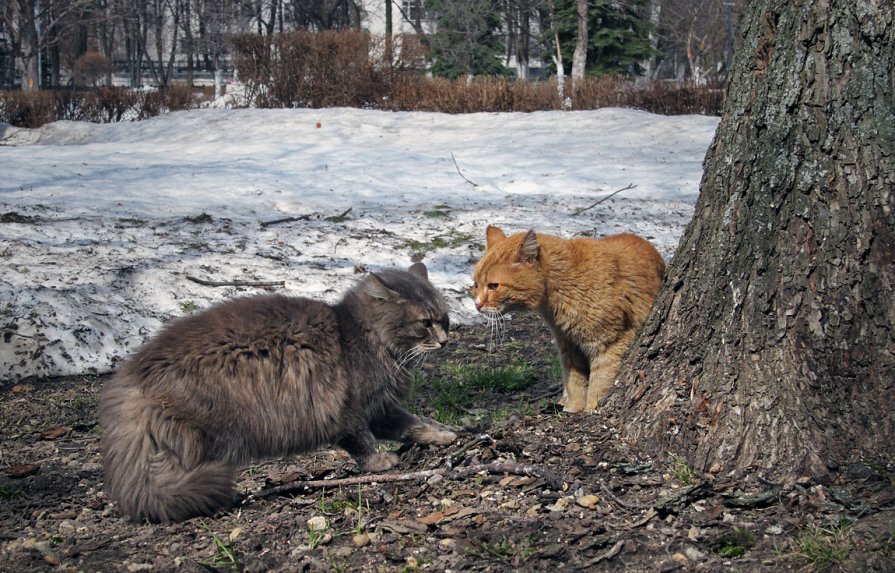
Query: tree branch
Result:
<box><xmin>259</xmin><ymin>214</ymin><xmax>313</xmax><ymax>228</ymax></box>
<box><xmin>185</xmin><ymin>276</ymin><xmax>285</xmax><ymax>288</ymax></box>
<box><xmin>450</xmin><ymin>152</ymin><xmax>479</xmax><ymax>187</ymax></box>
<box><xmin>245</xmin><ymin>461</ymin><xmax>569</xmax><ymax>502</ymax></box>
<box><xmin>571</xmin><ymin>183</ymin><xmax>637</xmax><ymax>215</ymax></box>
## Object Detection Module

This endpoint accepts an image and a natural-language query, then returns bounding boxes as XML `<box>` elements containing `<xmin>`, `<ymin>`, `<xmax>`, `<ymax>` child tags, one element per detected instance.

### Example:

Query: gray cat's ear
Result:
<box><xmin>408</xmin><ymin>262</ymin><xmax>428</xmax><ymax>280</ymax></box>
<box><xmin>365</xmin><ymin>274</ymin><xmax>401</xmax><ymax>301</ymax></box>
<box><xmin>519</xmin><ymin>230</ymin><xmax>539</xmax><ymax>263</ymax></box>
<box><xmin>486</xmin><ymin>225</ymin><xmax>506</xmax><ymax>248</ymax></box>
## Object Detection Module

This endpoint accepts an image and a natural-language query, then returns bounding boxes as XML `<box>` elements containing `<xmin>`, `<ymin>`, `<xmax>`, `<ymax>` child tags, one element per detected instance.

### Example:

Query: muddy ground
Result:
<box><xmin>2</xmin><ymin>315</ymin><xmax>893</xmax><ymax>572</ymax></box>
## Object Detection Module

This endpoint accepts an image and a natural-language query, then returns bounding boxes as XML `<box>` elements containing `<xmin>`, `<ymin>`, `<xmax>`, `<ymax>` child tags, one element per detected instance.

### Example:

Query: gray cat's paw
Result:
<box><xmin>360</xmin><ymin>452</ymin><xmax>398</xmax><ymax>472</ymax></box>
<box><xmin>411</xmin><ymin>426</ymin><xmax>457</xmax><ymax>446</ymax></box>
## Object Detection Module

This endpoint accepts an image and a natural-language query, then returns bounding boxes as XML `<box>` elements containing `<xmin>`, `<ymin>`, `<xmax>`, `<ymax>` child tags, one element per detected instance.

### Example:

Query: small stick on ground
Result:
<box><xmin>451</xmin><ymin>152</ymin><xmax>479</xmax><ymax>187</ymax></box>
<box><xmin>595</xmin><ymin>477</ymin><xmax>650</xmax><ymax>510</ymax></box>
<box><xmin>452</xmin><ymin>462</ymin><xmax>568</xmax><ymax>490</ymax></box>
<box><xmin>185</xmin><ymin>276</ymin><xmax>285</xmax><ymax>288</ymax></box>
<box><xmin>246</xmin><ymin>469</ymin><xmax>447</xmax><ymax>501</ymax></box>
<box><xmin>246</xmin><ymin>461</ymin><xmax>569</xmax><ymax>502</ymax></box>
<box><xmin>260</xmin><ymin>214</ymin><xmax>313</xmax><ymax>228</ymax></box>
<box><xmin>571</xmin><ymin>183</ymin><xmax>637</xmax><ymax>216</ymax></box>
<box><xmin>579</xmin><ymin>539</ymin><xmax>625</xmax><ymax>568</ymax></box>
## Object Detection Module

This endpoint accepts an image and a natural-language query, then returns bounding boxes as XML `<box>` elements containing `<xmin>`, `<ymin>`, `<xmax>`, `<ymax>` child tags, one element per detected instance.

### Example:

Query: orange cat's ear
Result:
<box><xmin>519</xmin><ymin>230</ymin><xmax>539</xmax><ymax>263</ymax></box>
<box><xmin>485</xmin><ymin>225</ymin><xmax>506</xmax><ymax>248</ymax></box>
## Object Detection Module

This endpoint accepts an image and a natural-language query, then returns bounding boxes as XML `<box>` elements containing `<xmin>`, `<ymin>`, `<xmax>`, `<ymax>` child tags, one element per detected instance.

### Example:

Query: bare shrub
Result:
<box><xmin>73</xmin><ymin>52</ymin><xmax>115</xmax><ymax>88</ymax></box>
<box><xmin>233</xmin><ymin>30</ymin><xmax>384</xmax><ymax>108</ymax></box>
<box><xmin>138</xmin><ymin>84</ymin><xmax>204</xmax><ymax>119</ymax></box>
<box><xmin>0</xmin><ymin>90</ymin><xmax>57</xmax><ymax>128</ymax></box>
<box><xmin>0</xmin><ymin>85</ymin><xmax>207</xmax><ymax>127</ymax></box>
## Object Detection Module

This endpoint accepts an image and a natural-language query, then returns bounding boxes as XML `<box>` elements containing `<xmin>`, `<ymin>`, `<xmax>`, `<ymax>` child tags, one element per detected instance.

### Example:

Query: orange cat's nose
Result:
<box><xmin>475</xmin><ymin>301</ymin><xmax>483</xmax><ymax>311</ymax></box>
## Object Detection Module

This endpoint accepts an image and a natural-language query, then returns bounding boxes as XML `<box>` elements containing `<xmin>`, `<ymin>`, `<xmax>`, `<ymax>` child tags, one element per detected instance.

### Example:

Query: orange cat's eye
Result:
<box><xmin>487</xmin><ymin>283</ymin><xmax>499</xmax><ymax>291</ymax></box>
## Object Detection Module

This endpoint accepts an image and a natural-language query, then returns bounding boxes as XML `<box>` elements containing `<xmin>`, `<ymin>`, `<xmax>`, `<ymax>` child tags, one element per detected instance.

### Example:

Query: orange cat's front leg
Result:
<box><xmin>554</xmin><ymin>335</ymin><xmax>589</xmax><ymax>413</ymax></box>
<box><xmin>585</xmin><ymin>339</ymin><xmax>630</xmax><ymax>410</ymax></box>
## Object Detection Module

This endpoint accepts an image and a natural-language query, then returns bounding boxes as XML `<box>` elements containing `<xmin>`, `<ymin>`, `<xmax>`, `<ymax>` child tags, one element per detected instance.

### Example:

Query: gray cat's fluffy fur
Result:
<box><xmin>99</xmin><ymin>263</ymin><xmax>456</xmax><ymax>523</ymax></box>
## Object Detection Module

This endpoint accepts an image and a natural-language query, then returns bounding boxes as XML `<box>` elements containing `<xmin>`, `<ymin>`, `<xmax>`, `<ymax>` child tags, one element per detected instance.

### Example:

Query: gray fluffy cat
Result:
<box><xmin>99</xmin><ymin>263</ymin><xmax>456</xmax><ymax>523</ymax></box>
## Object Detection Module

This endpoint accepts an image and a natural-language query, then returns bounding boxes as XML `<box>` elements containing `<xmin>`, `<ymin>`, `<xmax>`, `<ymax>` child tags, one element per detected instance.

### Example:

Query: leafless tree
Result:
<box><xmin>655</xmin><ymin>0</ymin><xmax>746</xmax><ymax>83</ymax></box>
<box><xmin>2</xmin><ymin>0</ymin><xmax>87</xmax><ymax>90</ymax></box>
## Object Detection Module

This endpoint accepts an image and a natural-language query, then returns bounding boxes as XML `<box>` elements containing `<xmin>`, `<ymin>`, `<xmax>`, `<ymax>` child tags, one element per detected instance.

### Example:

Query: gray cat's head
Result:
<box><xmin>358</xmin><ymin>263</ymin><xmax>450</xmax><ymax>359</ymax></box>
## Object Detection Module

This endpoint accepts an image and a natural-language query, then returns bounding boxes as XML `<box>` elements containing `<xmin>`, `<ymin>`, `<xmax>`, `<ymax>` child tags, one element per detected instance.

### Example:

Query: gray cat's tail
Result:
<box><xmin>99</xmin><ymin>383</ymin><xmax>235</xmax><ymax>523</ymax></box>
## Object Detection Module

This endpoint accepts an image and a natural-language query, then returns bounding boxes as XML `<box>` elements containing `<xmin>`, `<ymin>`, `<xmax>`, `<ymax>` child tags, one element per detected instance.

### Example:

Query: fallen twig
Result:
<box><xmin>185</xmin><ymin>276</ymin><xmax>285</xmax><ymax>288</ymax></box>
<box><xmin>450</xmin><ymin>152</ymin><xmax>479</xmax><ymax>187</ymax></box>
<box><xmin>444</xmin><ymin>433</ymin><xmax>494</xmax><ymax>468</ymax></box>
<box><xmin>246</xmin><ymin>460</ymin><xmax>569</xmax><ymax>502</ymax></box>
<box><xmin>571</xmin><ymin>183</ymin><xmax>636</xmax><ymax>216</ymax></box>
<box><xmin>578</xmin><ymin>540</ymin><xmax>625</xmax><ymax>569</ymax></box>
<box><xmin>259</xmin><ymin>214</ymin><xmax>313</xmax><ymax>228</ymax></box>
<box><xmin>453</xmin><ymin>462</ymin><xmax>568</xmax><ymax>490</ymax></box>
<box><xmin>245</xmin><ymin>468</ymin><xmax>446</xmax><ymax>501</ymax></box>
<box><xmin>596</xmin><ymin>477</ymin><xmax>650</xmax><ymax>510</ymax></box>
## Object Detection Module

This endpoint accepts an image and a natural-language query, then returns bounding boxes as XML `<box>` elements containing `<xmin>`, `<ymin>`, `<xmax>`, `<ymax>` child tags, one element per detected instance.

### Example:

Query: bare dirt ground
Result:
<box><xmin>2</xmin><ymin>315</ymin><xmax>893</xmax><ymax>572</ymax></box>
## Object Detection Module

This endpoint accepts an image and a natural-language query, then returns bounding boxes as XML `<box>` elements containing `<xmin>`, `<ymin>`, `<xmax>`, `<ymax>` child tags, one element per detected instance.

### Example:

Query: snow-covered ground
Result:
<box><xmin>0</xmin><ymin>107</ymin><xmax>719</xmax><ymax>382</ymax></box>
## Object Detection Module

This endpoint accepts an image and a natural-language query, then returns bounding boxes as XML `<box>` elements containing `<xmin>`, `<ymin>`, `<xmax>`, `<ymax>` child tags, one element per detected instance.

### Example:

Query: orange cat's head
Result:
<box><xmin>471</xmin><ymin>226</ymin><xmax>546</xmax><ymax>315</ymax></box>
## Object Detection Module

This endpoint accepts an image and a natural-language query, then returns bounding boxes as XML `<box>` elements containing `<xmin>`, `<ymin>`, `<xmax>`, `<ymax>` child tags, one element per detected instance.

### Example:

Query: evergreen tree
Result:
<box><xmin>553</xmin><ymin>0</ymin><xmax>653</xmax><ymax>77</ymax></box>
<box><xmin>426</xmin><ymin>0</ymin><xmax>507</xmax><ymax>78</ymax></box>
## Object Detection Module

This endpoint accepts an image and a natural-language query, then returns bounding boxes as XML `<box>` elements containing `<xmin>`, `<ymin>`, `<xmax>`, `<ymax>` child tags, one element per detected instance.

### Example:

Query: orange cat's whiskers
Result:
<box><xmin>482</xmin><ymin>309</ymin><xmax>507</xmax><ymax>352</ymax></box>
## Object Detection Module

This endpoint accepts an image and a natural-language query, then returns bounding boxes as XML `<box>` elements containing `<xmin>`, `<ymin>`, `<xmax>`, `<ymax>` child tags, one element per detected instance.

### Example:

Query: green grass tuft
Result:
<box><xmin>420</xmin><ymin>361</ymin><xmax>541</xmax><ymax>424</ymax></box>
<box><xmin>718</xmin><ymin>527</ymin><xmax>755</xmax><ymax>558</ymax></box>
<box><xmin>790</xmin><ymin>519</ymin><xmax>853</xmax><ymax>571</ymax></box>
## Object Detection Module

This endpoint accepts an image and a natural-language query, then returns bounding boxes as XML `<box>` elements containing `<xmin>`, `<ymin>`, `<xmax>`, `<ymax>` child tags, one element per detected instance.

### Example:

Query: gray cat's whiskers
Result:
<box><xmin>394</xmin><ymin>346</ymin><xmax>428</xmax><ymax>374</ymax></box>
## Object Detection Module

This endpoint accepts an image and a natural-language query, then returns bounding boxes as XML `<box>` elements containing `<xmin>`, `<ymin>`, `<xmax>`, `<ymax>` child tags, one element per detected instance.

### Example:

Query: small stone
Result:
<box><xmin>352</xmin><ymin>533</ymin><xmax>370</xmax><ymax>547</ymax></box>
<box><xmin>547</xmin><ymin>497</ymin><xmax>571</xmax><ymax>512</ymax></box>
<box><xmin>575</xmin><ymin>495</ymin><xmax>600</xmax><ymax>509</ymax></box>
<box><xmin>58</xmin><ymin>520</ymin><xmax>77</xmax><ymax>534</ymax></box>
<box><xmin>333</xmin><ymin>546</ymin><xmax>353</xmax><ymax>558</ymax></box>
<box><xmin>766</xmin><ymin>524</ymin><xmax>783</xmax><ymax>535</ymax></box>
<box><xmin>684</xmin><ymin>546</ymin><xmax>705</xmax><ymax>561</ymax></box>
<box><xmin>306</xmin><ymin>516</ymin><xmax>328</xmax><ymax>531</ymax></box>
<box><xmin>671</xmin><ymin>552</ymin><xmax>689</xmax><ymax>564</ymax></box>
<box><xmin>525</xmin><ymin>504</ymin><xmax>542</xmax><ymax>516</ymax></box>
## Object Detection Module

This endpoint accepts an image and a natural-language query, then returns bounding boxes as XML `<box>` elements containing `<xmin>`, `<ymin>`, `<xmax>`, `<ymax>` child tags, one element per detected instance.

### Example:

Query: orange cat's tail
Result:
<box><xmin>99</xmin><ymin>383</ymin><xmax>235</xmax><ymax>523</ymax></box>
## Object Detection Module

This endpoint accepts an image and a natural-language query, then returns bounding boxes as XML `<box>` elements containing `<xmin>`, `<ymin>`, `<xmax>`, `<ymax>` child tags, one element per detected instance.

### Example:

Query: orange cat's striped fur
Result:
<box><xmin>471</xmin><ymin>226</ymin><xmax>665</xmax><ymax>412</ymax></box>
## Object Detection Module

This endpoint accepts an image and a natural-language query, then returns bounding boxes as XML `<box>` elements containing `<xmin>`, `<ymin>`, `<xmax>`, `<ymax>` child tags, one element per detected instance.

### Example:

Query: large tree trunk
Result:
<box><xmin>604</xmin><ymin>0</ymin><xmax>894</xmax><ymax>484</ymax></box>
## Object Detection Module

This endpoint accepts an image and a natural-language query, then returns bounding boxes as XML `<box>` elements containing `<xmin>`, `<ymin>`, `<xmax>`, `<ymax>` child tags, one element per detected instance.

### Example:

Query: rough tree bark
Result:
<box><xmin>604</xmin><ymin>0</ymin><xmax>894</xmax><ymax>483</ymax></box>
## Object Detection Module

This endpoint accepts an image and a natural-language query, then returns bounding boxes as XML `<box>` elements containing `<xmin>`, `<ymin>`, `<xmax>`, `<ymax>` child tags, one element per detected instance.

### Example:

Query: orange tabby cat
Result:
<box><xmin>471</xmin><ymin>226</ymin><xmax>665</xmax><ymax>412</ymax></box>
